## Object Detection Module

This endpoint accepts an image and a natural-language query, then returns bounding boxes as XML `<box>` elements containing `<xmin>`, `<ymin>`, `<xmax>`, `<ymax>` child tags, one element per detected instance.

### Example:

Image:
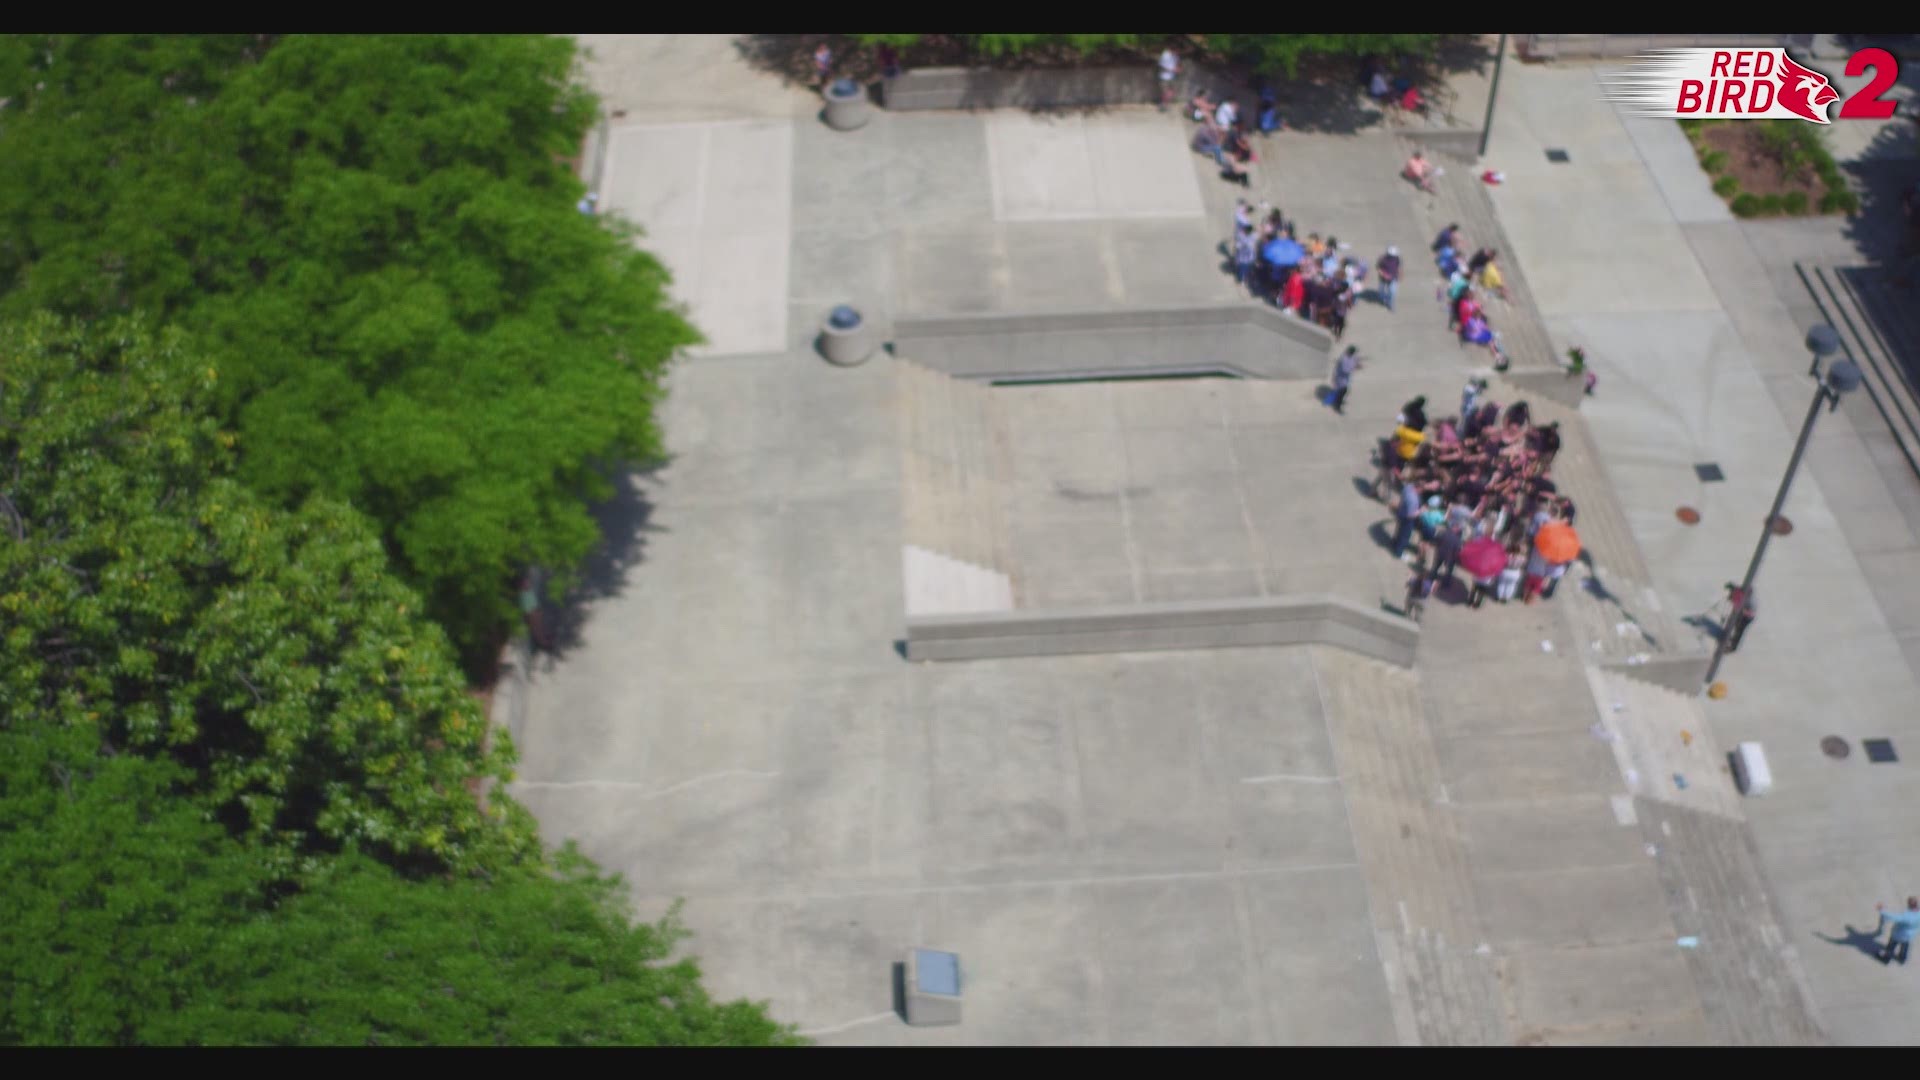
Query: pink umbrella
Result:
<box><xmin>1460</xmin><ymin>536</ymin><xmax>1507</xmax><ymax>579</ymax></box>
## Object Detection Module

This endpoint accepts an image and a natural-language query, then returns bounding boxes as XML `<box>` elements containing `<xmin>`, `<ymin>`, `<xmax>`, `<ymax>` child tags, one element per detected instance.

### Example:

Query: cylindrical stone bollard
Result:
<box><xmin>823</xmin><ymin>78</ymin><xmax>870</xmax><ymax>131</ymax></box>
<box><xmin>819</xmin><ymin>305</ymin><xmax>875</xmax><ymax>366</ymax></box>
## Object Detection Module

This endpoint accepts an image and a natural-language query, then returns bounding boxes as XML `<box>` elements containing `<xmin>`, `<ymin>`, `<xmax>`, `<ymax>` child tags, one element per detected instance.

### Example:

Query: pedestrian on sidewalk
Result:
<box><xmin>1281</xmin><ymin>266</ymin><xmax>1307</xmax><ymax>314</ymax></box>
<box><xmin>1376</xmin><ymin>245</ymin><xmax>1402</xmax><ymax>310</ymax></box>
<box><xmin>1877</xmin><ymin>898</ymin><xmax>1920</xmax><ymax>964</ymax></box>
<box><xmin>1496</xmin><ymin>542</ymin><xmax>1525</xmax><ymax>603</ymax></box>
<box><xmin>1328</xmin><ymin>344</ymin><xmax>1362</xmax><ymax>414</ymax></box>
<box><xmin>1158</xmin><ymin>47</ymin><xmax>1181</xmax><ymax>109</ymax></box>
<box><xmin>1215</xmin><ymin>97</ymin><xmax>1239</xmax><ymax>130</ymax></box>
<box><xmin>1522</xmin><ymin>544</ymin><xmax>1551</xmax><ymax>604</ymax></box>
<box><xmin>1233</xmin><ymin>224</ymin><xmax>1257</xmax><ymax>288</ymax></box>
<box><xmin>1431</xmin><ymin>222</ymin><xmax>1461</xmax><ymax>255</ymax></box>
<box><xmin>1397</xmin><ymin>395</ymin><xmax>1428</xmax><ymax>432</ymax></box>
<box><xmin>1430</xmin><ymin>520</ymin><xmax>1466</xmax><ymax>588</ymax></box>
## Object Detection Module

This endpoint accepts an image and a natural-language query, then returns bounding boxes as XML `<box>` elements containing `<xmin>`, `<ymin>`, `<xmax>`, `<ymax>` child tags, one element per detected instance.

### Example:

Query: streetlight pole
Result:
<box><xmin>1703</xmin><ymin>355</ymin><xmax>1862</xmax><ymax>686</ymax></box>
<box><xmin>1479</xmin><ymin>33</ymin><xmax>1509</xmax><ymax>160</ymax></box>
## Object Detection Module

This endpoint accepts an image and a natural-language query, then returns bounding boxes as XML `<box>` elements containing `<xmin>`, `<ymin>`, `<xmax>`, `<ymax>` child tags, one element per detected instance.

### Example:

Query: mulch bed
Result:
<box><xmin>1698</xmin><ymin>123</ymin><xmax>1824</xmax><ymax>201</ymax></box>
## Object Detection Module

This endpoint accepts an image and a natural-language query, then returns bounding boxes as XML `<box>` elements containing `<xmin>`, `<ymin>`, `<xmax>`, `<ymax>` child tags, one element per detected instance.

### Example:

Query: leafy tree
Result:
<box><xmin>0</xmin><ymin>34</ymin><xmax>697</xmax><ymax>669</ymax></box>
<box><xmin>853</xmin><ymin>33</ymin><xmax>1444</xmax><ymax>75</ymax></box>
<box><xmin>0</xmin><ymin>724</ymin><xmax>801</xmax><ymax>1046</ymax></box>
<box><xmin>1</xmin><ymin>314</ymin><xmax>535</xmax><ymax>874</ymax></box>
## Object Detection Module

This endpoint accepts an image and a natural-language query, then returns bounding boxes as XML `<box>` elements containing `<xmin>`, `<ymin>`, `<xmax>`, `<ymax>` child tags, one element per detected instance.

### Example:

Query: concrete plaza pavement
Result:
<box><xmin>500</xmin><ymin>35</ymin><xmax>1912</xmax><ymax>1044</ymax></box>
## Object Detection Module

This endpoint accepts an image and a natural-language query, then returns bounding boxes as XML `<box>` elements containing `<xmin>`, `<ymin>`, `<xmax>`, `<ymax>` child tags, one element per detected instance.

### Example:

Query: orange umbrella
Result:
<box><xmin>1535</xmin><ymin>521</ymin><xmax>1581</xmax><ymax>564</ymax></box>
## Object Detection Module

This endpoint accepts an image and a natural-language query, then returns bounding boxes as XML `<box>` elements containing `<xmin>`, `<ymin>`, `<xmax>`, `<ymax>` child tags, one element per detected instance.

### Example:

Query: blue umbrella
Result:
<box><xmin>1262</xmin><ymin>237</ymin><xmax>1304</xmax><ymax>266</ymax></box>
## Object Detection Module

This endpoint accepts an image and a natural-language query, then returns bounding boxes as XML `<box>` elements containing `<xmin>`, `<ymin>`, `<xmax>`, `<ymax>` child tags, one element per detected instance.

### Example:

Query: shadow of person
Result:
<box><xmin>1813</xmin><ymin>924</ymin><xmax>1889</xmax><ymax>962</ymax></box>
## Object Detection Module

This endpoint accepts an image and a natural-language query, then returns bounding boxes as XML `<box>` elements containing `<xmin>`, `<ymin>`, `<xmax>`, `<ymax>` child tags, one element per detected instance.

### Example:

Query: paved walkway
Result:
<box><xmin>1482</xmin><ymin>46</ymin><xmax>1920</xmax><ymax>1045</ymax></box>
<box><xmin>507</xmin><ymin>35</ymin><xmax>1913</xmax><ymax>1045</ymax></box>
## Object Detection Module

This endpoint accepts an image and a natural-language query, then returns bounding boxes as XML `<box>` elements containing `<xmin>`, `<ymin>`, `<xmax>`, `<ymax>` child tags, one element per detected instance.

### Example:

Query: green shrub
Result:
<box><xmin>1759</xmin><ymin>193</ymin><xmax>1785</xmax><ymax>215</ymax></box>
<box><xmin>1820</xmin><ymin>189</ymin><xmax>1861</xmax><ymax>214</ymax></box>
<box><xmin>1678</xmin><ymin>118</ymin><xmax>1704</xmax><ymax>137</ymax></box>
<box><xmin>1783</xmin><ymin>191</ymin><xmax>1809</xmax><ymax>215</ymax></box>
<box><xmin>1701</xmin><ymin>150</ymin><xmax>1729</xmax><ymax>173</ymax></box>
<box><xmin>1731</xmin><ymin>192</ymin><xmax>1763</xmax><ymax>217</ymax></box>
<box><xmin>1713</xmin><ymin>175</ymin><xmax>1739</xmax><ymax>197</ymax></box>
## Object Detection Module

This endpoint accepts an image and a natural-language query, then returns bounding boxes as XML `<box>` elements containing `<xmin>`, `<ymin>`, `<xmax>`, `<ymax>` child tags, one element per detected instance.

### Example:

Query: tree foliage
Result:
<box><xmin>0</xmin><ymin>722</ymin><xmax>800</xmax><ymax>1046</ymax></box>
<box><xmin>0</xmin><ymin>35</ymin><xmax>697</xmax><ymax>668</ymax></box>
<box><xmin>852</xmin><ymin>33</ymin><xmax>1445</xmax><ymax>75</ymax></box>
<box><xmin>0</xmin><ymin>314</ymin><xmax>535</xmax><ymax>875</ymax></box>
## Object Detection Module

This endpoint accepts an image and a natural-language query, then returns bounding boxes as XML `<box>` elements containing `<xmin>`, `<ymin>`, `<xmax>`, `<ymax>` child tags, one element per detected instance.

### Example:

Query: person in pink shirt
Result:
<box><xmin>1403</xmin><ymin>150</ymin><xmax>1438</xmax><ymax>193</ymax></box>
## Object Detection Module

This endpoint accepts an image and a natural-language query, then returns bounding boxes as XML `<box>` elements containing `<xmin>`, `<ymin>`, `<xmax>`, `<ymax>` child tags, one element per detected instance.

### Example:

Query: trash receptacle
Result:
<box><xmin>819</xmin><ymin>305</ymin><xmax>875</xmax><ymax>367</ymax></box>
<box><xmin>824</xmin><ymin>78</ymin><xmax>869</xmax><ymax>131</ymax></box>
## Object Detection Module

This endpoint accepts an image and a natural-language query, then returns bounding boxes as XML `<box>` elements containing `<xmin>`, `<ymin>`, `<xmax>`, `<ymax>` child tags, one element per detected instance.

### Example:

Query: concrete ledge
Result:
<box><xmin>881</xmin><ymin>65</ymin><xmax>1158</xmax><ymax>111</ymax></box>
<box><xmin>1601</xmin><ymin>653</ymin><xmax>1711</xmax><ymax>697</ymax></box>
<box><xmin>893</xmin><ymin>304</ymin><xmax>1335</xmax><ymax>382</ymax></box>
<box><xmin>904</xmin><ymin>594</ymin><xmax>1418</xmax><ymax>666</ymax></box>
<box><xmin>1500</xmin><ymin>367</ymin><xmax>1589</xmax><ymax>410</ymax></box>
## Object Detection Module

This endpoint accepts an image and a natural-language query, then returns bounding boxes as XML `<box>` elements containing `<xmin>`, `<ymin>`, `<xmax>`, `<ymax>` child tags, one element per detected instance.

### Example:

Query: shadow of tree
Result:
<box><xmin>544</xmin><ymin>464</ymin><xmax>667</xmax><ymax>659</ymax></box>
<box><xmin>731</xmin><ymin>34</ymin><xmax>1493</xmax><ymax>134</ymax></box>
<box><xmin>1838</xmin><ymin>118</ymin><xmax>1920</xmax><ymax>271</ymax></box>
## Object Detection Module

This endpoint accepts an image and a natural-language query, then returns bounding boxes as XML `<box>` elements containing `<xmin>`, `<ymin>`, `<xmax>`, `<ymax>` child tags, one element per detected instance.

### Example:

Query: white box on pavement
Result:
<box><xmin>1733</xmin><ymin>741</ymin><xmax>1773</xmax><ymax>796</ymax></box>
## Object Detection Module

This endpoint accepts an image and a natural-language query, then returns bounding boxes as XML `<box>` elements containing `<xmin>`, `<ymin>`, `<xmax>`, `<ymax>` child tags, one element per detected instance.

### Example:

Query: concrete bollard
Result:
<box><xmin>824</xmin><ymin>78</ymin><xmax>869</xmax><ymax>131</ymax></box>
<box><xmin>819</xmin><ymin>305</ymin><xmax>876</xmax><ymax>367</ymax></box>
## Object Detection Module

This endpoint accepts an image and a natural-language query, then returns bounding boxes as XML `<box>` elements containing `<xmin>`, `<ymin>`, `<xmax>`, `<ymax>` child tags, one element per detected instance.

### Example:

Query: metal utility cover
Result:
<box><xmin>1546</xmin><ymin>148</ymin><xmax>1571</xmax><ymax>163</ymax></box>
<box><xmin>1694</xmin><ymin>463</ymin><xmax>1726</xmax><ymax>483</ymax></box>
<box><xmin>1864</xmin><ymin>738</ymin><xmax>1898</xmax><ymax>764</ymax></box>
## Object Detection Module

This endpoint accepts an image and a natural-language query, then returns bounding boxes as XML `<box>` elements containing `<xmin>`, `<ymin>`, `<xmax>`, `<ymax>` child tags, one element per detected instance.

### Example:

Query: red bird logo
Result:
<box><xmin>1776</xmin><ymin>53</ymin><xmax>1840</xmax><ymax>124</ymax></box>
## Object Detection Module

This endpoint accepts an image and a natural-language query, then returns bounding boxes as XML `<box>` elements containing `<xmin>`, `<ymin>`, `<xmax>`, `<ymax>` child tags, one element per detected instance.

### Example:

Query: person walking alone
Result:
<box><xmin>1158</xmin><ymin>46</ymin><xmax>1181</xmax><ymax>109</ymax></box>
<box><xmin>1376</xmin><ymin>245</ymin><xmax>1401</xmax><ymax>311</ymax></box>
<box><xmin>1876</xmin><ymin>898</ymin><xmax>1920</xmax><ymax>965</ymax></box>
<box><xmin>1390</xmin><ymin>478</ymin><xmax>1422</xmax><ymax>561</ymax></box>
<box><xmin>813</xmin><ymin>42</ymin><xmax>834</xmax><ymax>88</ymax></box>
<box><xmin>1329</xmin><ymin>345</ymin><xmax>1362</xmax><ymax>414</ymax></box>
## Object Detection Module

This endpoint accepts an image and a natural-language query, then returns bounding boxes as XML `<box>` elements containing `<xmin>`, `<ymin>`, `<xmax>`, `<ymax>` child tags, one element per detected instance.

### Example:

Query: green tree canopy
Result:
<box><xmin>0</xmin><ymin>722</ymin><xmax>799</xmax><ymax>1046</ymax></box>
<box><xmin>853</xmin><ymin>33</ymin><xmax>1445</xmax><ymax>75</ymax></box>
<box><xmin>0</xmin><ymin>34</ymin><xmax>697</xmax><ymax>669</ymax></box>
<box><xmin>1</xmin><ymin>314</ymin><xmax>534</xmax><ymax>875</ymax></box>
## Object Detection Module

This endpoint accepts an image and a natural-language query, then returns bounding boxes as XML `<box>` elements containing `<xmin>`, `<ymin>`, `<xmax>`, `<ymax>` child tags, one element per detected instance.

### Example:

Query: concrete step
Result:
<box><xmin>1406</xmin><ymin>141</ymin><xmax>1559</xmax><ymax>374</ymax></box>
<box><xmin>1310</xmin><ymin>645</ymin><xmax>1508</xmax><ymax>1046</ymax></box>
<box><xmin>1796</xmin><ymin>263</ymin><xmax>1920</xmax><ymax>484</ymax></box>
<box><xmin>902</xmin><ymin>544</ymin><xmax>1015</xmax><ymax>616</ymax></box>
<box><xmin>897</xmin><ymin>359</ymin><xmax>1015</xmax><ymax>585</ymax></box>
<box><xmin>1582</xmin><ymin>666</ymin><xmax>1744</xmax><ymax>822</ymax></box>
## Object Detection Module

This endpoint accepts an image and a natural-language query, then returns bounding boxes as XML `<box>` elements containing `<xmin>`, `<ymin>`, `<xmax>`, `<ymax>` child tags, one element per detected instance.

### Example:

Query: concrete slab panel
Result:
<box><xmin>1474</xmin><ymin>862</ymin><xmax>1677</xmax><ymax>951</ymax></box>
<box><xmin>1090</xmin><ymin>877</ymin><xmax>1265</xmax><ymax>1044</ymax></box>
<box><xmin>1242</xmin><ymin>866</ymin><xmax>1400</xmax><ymax>1045</ymax></box>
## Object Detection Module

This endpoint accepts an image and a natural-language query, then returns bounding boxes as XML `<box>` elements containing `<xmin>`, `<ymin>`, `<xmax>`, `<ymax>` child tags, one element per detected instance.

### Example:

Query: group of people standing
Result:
<box><xmin>1378</xmin><ymin>381</ymin><xmax>1583</xmax><ymax>610</ymax></box>
<box><xmin>1228</xmin><ymin>200</ymin><xmax>1380</xmax><ymax>340</ymax></box>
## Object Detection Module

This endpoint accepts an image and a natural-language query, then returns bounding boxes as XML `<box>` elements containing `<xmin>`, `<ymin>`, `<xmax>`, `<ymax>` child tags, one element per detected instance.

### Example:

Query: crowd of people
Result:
<box><xmin>1375</xmin><ymin>380</ymin><xmax>1583</xmax><ymax>611</ymax></box>
<box><xmin>1428</xmin><ymin>222</ymin><xmax>1514</xmax><ymax>369</ymax></box>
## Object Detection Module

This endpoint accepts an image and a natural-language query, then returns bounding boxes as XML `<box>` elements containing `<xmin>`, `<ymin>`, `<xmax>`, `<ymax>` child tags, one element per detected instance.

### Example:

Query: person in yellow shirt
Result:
<box><xmin>1394</xmin><ymin>422</ymin><xmax>1426</xmax><ymax>461</ymax></box>
<box><xmin>1478</xmin><ymin>258</ymin><xmax>1509</xmax><ymax>301</ymax></box>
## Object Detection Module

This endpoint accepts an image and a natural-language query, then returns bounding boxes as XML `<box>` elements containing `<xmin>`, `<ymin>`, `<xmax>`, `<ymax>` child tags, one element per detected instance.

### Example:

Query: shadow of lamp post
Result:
<box><xmin>1704</xmin><ymin>338</ymin><xmax>1861</xmax><ymax>686</ymax></box>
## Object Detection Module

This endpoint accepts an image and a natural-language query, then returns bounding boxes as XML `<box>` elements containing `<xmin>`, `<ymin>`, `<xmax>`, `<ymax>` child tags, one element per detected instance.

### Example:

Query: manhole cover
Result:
<box><xmin>1676</xmin><ymin>506</ymin><xmax>1701</xmax><ymax>525</ymax></box>
<box><xmin>1864</xmin><ymin>738</ymin><xmax>1898</xmax><ymax>763</ymax></box>
<box><xmin>1770</xmin><ymin>515</ymin><xmax>1794</xmax><ymax>536</ymax></box>
<box><xmin>1694</xmin><ymin>463</ymin><xmax>1726</xmax><ymax>483</ymax></box>
<box><xmin>1545</xmin><ymin>148</ymin><xmax>1571</xmax><ymax>163</ymax></box>
<box><xmin>1822</xmin><ymin>736</ymin><xmax>1851</xmax><ymax>759</ymax></box>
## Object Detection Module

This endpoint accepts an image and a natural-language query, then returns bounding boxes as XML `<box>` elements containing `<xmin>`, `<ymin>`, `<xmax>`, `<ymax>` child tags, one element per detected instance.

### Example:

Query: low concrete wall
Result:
<box><xmin>893</xmin><ymin>304</ymin><xmax>1335</xmax><ymax>383</ymax></box>
<box><xmin>904</xmin><ymin>594</ymin><xmax>1419</xmax><ymax>666</ymax></box>
<box><xmin>1500</xmin><ymin>368</ymin><xmax>1588</xmax><ymax>411</ymax></box>
<box><xmin>1519</xmin><ymin>34</ymin><xmax>1812</xmax><ymax>61</ymax></box>
<box><xmin>882</xmin><ymin>66</ymin><xmax>1159</xmax><ymax>111</ymax></box>
<box><xmin>1601</xmin><ymin>653</ymin><xmax>1712</xmax><ymax>697</ymax></box>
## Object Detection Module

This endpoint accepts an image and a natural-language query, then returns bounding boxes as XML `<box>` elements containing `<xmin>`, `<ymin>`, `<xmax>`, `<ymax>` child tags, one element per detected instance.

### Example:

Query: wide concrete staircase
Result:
<box><xmin>1795</xmin><ymin>263</ymin><xmax>1920</xmax><ymax>483</ymax></box>
<box><xmin>897</xmin><ymin>359</ymin><xmax>1018</xmax><ymax>616</ymax></box>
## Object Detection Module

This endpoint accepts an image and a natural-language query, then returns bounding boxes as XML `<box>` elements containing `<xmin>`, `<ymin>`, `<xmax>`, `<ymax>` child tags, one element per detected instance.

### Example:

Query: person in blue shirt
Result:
<box><xmin>1877</xmin><ymin>897</ymin><xmax>1920</xmax><ymax>964</ymax></box>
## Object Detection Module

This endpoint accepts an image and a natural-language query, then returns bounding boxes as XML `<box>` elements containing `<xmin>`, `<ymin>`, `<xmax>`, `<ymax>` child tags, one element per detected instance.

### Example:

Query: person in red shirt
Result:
<box><xmin>1281</xmin><ymin>268</ymin><xmax>1307</xmax><ymax>314</ymax></box>
<box><xmin>1456</xmin><ymin>291</ymin><xmax>1483</xmax><ymax>333</ymax></box>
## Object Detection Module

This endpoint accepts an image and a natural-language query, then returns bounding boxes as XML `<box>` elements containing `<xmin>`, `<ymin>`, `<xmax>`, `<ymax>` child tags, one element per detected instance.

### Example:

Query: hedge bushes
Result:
<box><xmin>1682</xmin><ymin>118</ymin><xmax>1858</xmax><ymax>218</ymax></box>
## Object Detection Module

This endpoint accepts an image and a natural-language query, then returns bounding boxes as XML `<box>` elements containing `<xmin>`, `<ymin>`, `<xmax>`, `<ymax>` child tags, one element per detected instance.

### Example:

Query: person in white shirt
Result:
<box><xmin>1215</xmin><ymin>98</ymin><xmax>1238</xmax><ymax>129</ymax></box>
<box><xmin>1158</xmin><ymin>48</ymin><xmax>1180</xmax><ymax>108</ymax></box>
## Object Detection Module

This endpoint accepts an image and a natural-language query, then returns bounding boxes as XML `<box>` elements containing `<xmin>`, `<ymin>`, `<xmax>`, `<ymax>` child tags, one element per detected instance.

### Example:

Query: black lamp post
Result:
<box><xmin>1805</xmin><ymin>323</ymin><xmax>1841</xmax><ymax>379</ymax></box>
<box><xmin>1479</xmin><ymin>34</ymin><xmax>1509</xmax><ymax>160</ymax></box>
<box><xmin>1704</xmin><ymin>352</ymin><xmax>1863</xmax><ymax>686</ymax></box>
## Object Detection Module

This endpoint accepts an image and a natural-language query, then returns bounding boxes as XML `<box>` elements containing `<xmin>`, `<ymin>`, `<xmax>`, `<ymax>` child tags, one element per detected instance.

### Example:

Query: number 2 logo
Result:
<box><xmin>1838</xmin><ymin>47</ymin><xmax>1901</xmax><ymax>120</ymax></box>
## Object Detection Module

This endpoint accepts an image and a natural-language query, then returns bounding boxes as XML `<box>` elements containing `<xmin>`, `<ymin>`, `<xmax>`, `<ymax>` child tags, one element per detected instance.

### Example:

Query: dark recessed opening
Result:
<box><xmin>1694</xmin><ymin>463</ymin><xmax>1726</xmax><ymax>483</ymax></box>
<box><xmin>987</xmin><ymin>370</ymin><xmax>1238</xmax><ymax>387</ymax></box>
<box><xmin>1546</xmin><ymin>148</ymin><xmax>1571</xmax><ymax>163</ymax></box>
<box><xmin>1864</xmin><ymin>738</ymin><xmax>1898</xmax><ymax>764</ymax></box>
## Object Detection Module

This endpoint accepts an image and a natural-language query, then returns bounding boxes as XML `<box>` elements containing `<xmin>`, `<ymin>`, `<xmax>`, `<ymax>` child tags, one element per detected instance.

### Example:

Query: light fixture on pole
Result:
<box><xmin>1704</xmin><ymin>357</ymin><xmax>1862</xmax><ymax>686</ymax></box>
<box><xmin>1805</xmin><ymin>324</ymin><xmax>1841</xmax><ymax>379</ymax></box>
